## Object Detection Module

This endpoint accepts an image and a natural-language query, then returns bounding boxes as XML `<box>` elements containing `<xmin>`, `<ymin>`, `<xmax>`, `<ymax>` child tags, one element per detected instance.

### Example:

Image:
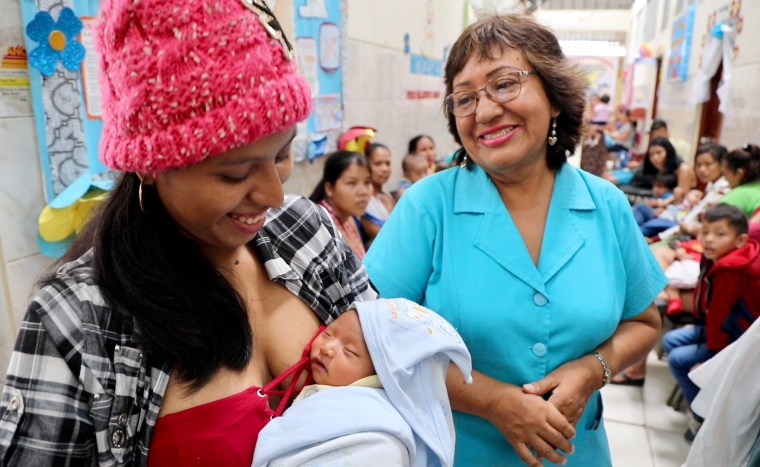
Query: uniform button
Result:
<box><xmin>118</xmin><ymin>413</ymin><xmax>128</xmax><ymax>426</ymax></box>
<box><xmin>9</xmin><ymin>397</ymin><xmax>20</xmax><ymax>412</ymax></box>
<box><xmin>114</xmin><ymin>345</ymin><xmax>121</xmax><ymax>353</ymax></box>
<box><xmin>93</xmin><ymin>394</ymin><xmax>101</xmax><ymax>401</ymax></box>
<box><xmin>532</xmin><ymin>343</ymin><xmax>547</xmax><ymax>357</ymax></box>
<box><xmin>533</xmin><ymin>292</ymin><xmax>548</xmax><ymax>306</ymax></box>
<box><xmin>111</xmin><ymin>429</ymin><xmax>125</xmax><ymax>448</ymax></box>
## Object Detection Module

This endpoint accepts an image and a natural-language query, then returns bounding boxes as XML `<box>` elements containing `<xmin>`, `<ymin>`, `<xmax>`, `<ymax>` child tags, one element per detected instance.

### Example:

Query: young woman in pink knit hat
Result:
<box><xmin>0</xmin><ymin>1</ymin><xmax>376</xmax><ymax>465</ymax></box>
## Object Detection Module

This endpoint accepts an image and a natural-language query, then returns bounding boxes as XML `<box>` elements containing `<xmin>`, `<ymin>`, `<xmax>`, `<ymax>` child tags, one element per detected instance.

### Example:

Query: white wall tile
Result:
<box><xmin>0</xmin><ymin>260</ymin><xmax>14</xmax><ymax>386</ymax></box>
<box><xmin>0</xmin><ymin>117</ymin><xmax>45</xmax><ymax>262</ymax></box>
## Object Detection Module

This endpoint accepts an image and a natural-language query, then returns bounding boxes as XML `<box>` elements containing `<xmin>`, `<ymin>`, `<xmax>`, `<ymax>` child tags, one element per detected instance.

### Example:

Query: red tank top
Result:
<box><xmin>147</xmin><ymin>326</ymin><xmax>325</xmax><ymax>466</ymax></box>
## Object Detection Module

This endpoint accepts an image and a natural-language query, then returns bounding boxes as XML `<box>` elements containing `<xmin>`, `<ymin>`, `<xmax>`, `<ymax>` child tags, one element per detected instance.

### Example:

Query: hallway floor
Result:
<box><xmin>602</xmin><ymin>351</ymin><xmax>692</xmax><ymax>466</ymax></box>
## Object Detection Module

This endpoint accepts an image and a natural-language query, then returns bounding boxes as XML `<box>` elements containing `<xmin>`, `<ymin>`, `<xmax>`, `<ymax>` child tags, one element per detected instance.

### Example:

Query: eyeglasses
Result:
<box><xmin>445</xmin><ymin>69</ymin><xmax>537</xmax><ymax>117</ymax></box>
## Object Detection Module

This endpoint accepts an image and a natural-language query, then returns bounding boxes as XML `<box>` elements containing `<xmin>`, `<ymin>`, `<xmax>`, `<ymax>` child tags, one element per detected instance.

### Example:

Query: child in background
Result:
<box><xmin>395</xmin><ymin>153</ymin><xmax>430</xmax><ymax>200</ymax></box>
<box><xmin>252</xmin><ymin>298</ymin><xmax>473</xmax><ymax>467</ymax></box>
<box><xmin>659</xmin><ymin>189</ymin><xmax>704</xmax><ymax>223</ymax></box>
<box><xmin>663</xmin><ymin>204</ymin><xmax>760</xmax><ymax>409</ymax></box>
<box><xmin>632</xmin><ymin>174</ymin><xmax>678</xmax><ymax>237</ymax></box>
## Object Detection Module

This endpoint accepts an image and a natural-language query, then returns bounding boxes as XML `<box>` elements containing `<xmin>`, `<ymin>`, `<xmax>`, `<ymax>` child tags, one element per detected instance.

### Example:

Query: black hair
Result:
<box><xmin>695</xmin><ymin>144</ymin><xmax>728</xmax><ymax>164</ymax></box>
<box><xmin>642</xmin><ymin>137</ymin><xmax>681</xmax><ymax>175</ymax></box>
<box><xmin>650</xmin><ymin>119</ymin><xmax>667</xmax><ymax>132</ymax></box>
<box><xmin>703</xmin><ymin>203</ymin><xmax>749</xmax><ymax>235</ymax></box>
<box><xmin>365</xmin><ymin>142</ymin><xmax>390</xmax><ymax>159</ymax></box>
<box><xmin>407</xmin><ymin>135</ymin><xmax>434</xmax><ymax>155</ymax></box>
<box><xmin>600</xmin><ymin>94</ymin><xmax>610</xmax><ymax>104</ymax></box>
<box><xmin>723</xmin><ymin>143</ymin><xmax>760</xmax><ymax>185</ymax></box>
<box><xmin>309</xmin><ymin>150</ymin><xmax>369</xmax><ymax>202</ymax></box>
<box><xmin>48</xmin><ymin>173</ymin><xmax>251</xmax><ymax>392</ymax></box>
<box><xmin>653</xmin><ymin>173</ymin><xmax>677</xmax><ymax>190</ymax></box>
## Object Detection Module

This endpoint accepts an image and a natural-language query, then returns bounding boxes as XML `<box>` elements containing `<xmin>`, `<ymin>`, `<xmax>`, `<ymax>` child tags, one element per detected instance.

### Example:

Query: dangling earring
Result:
<box><xmin>137</xmin><ymin>176</ymin><xmax>146</xmax><ymax>213</ymax></box>
<box><xmin>459</xmin><ymin>153</ymin><xmax>469</xmax><ymax>168</ymax></box>
<box><xmin>548</xmin><ymin>118</ymin><xmax>558</xmax><ymax>146</ymax></box>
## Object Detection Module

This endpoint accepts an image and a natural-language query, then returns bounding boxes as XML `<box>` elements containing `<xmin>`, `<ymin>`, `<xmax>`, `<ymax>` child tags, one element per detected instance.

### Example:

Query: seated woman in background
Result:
<box><xmin>622</xmin><ymin>137</ymin><xmax>694</xmax><ymax>203</ymax></box>
<box><xmin>658</xmin><ymin>144</ymin><xmax>730</xmax><ymax>243</ymax></box>
<box><xmin>408</xmin><ymin>134</ymin><xmax>438</xmax><ymax>174</ymax></box>
<box><xmin>361</xmin><ymin>143</ymin><xmax>395</xmax><ymax>244</ymax></box>
<box><xmin>310</xmin><ymin>151</ymin><xmax>372</xmax><ymax>259</ymax></box>
<box><xmin>720</xmin><ymin>143</ymin><xmax>760</xmax><ymax>218</ymax></box>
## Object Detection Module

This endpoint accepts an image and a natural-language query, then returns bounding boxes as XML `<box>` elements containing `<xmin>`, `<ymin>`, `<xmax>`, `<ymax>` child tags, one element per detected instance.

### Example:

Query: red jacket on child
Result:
<box><xmin>694</xmin><ymin>239</ymin><xmax>760</xmax><ymax>351</ymax></box>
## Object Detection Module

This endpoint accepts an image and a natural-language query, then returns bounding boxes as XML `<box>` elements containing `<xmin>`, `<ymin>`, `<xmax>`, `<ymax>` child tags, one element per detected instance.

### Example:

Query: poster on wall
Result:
<box><xmin>295</xmin><ymin>37</ymin><xmax>319</xmax><ymax>95</ymax></box>
<box><xmin>19</xmin><ymin>0</ymin><xmax>107</xmax><ymax>200</ymax></box>
<box><xmin>667</xmin><ymin>5</ymin><xmax>695</xmax><ymax>82</ymax></box>
<box><xmin>0</xmin><ymin>1</ymin><xmax>31</xmax><ymax>118</ymax></box>
<box><xmin>312</xmin><ymin>93</ymin><xmax>342</xmax><ymax>132</ymax></box>
<box><xmin>294</xmin><ymin>0</ymin><xmax>343</xmax><ymax>139</ymax></box>
<box><xmin>568</xmin><ymin>56</ymin><xmax>619</xmax><ymax>99</ymax></box>
<box><xmin>319</xmin><ymin>22</ymin><xmax>340</xmax><ymax>72</ymax></box>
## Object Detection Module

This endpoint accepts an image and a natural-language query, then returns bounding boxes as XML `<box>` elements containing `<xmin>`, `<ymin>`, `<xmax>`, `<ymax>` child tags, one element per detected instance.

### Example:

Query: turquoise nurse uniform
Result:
<box><xmin>364</xmin><ymin>163</ymin><xmax>666</xmax><ymax>466</ymax></box>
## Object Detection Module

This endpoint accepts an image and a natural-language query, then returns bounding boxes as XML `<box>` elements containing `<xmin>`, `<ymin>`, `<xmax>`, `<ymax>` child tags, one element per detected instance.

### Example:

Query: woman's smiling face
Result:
<box><xmin>451</xmin><ymin>47</ymin><xmax>557</xmax><ymax>180</ymax></box>
<box><xmin>148</xmin><ymin>128</ymin><xmax>296</xmax><ymax>256</ymax></box>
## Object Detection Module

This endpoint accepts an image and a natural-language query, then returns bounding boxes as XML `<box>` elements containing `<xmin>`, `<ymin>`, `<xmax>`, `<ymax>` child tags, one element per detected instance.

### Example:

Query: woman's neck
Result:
<box><xmin>323</xmin><ymin>199</ymin><xmax>351</xmax><ymax>224</ymax></box>
<box><xmin>490</xmin><ymin>164</ymin><xmax>556</xmax><ymax>211</ymax></box>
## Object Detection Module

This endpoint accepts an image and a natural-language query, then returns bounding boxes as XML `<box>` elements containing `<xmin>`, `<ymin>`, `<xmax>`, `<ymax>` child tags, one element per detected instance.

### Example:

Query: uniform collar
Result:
<box><xmin>453</xmin><ymin>162</ymin><xmax>596</xmax><ymax>214</ymax></box>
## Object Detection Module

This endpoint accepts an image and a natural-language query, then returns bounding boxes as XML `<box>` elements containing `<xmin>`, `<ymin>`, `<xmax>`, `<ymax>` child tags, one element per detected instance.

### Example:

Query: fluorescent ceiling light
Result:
<box><xmin>560</xmin><ymin>40</ymin><xmax>627</xmax><ymax>57</ymax></box>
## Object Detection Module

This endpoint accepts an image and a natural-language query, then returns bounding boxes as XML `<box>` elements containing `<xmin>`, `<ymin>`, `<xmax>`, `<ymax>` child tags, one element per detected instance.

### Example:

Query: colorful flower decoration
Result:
<box><xmin>338</xmin><ymin>126</ymin><xmax>377</xmax><ymax>153</ymax></box>
<box><xmin>38</xmin><ymin>172</ymin><xmax>113</xmax><ymax>258</ymax></box>
<box><xmin>26</xmin><ymin>7</ymin><xmax>85</xmax><ymax>77</ymax></box>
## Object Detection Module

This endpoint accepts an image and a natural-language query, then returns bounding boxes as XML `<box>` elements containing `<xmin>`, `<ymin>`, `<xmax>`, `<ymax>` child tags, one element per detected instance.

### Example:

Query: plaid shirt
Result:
<box><xmin>0</xmin><ymin>196</ymin><xmax>377</xmax><ymax>466</ymax></box>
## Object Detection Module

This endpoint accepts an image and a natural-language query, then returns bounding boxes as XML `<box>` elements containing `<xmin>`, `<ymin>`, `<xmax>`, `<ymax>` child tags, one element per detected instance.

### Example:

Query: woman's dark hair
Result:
<box><xmin>309</xmin><ymin>150</ymin><xmax>368</xmax><ymax>202</ymax></box>
<box><xmin>723</xmin><ymin>143</ymin><xmax>760</xmax><ymax>185</ymax></box>
<box><xmin>365</xmin><ymin>142</ymin><xmax>390</xmax><ymax>160</ymax></box>
<box><xmin>443</xmin><ymin>14</ymin><xmax>587</xmax><ymax>170</ymax></box>
<box><xmin>703</xmin><ymin>203</ymin><xmax>749</xmax><ymax>235</ymax></box>
<box><xmin>695</xmin><ymin>144</ymin><xmax>728</xmax><ymax>164</ymax></box>
<box><xmin>48</xmin><ymin>173</ymin><xmax>251</xmax><ymax>392</ymax></box>
<box><xmin>642</xmin><ymin>137</ymin><xmax>680</xmax><ymax>175</ymax></box>
<box><xmin>407</xmin><ymin>135</ymin><xmax>434</xmax><ymax>155</ymax></box>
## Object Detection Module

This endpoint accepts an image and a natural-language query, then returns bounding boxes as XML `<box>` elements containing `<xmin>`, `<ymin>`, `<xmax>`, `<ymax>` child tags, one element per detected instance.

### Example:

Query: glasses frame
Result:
<box><xmin>445</xmin><ymin>69</ymin><xmax>537</xmax><ymax>117</ymax></box>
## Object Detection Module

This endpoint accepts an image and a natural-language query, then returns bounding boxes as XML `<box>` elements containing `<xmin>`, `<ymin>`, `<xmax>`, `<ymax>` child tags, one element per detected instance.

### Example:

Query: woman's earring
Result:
<box><xmin>459</xmin><ymin>153</ymin><xmax>469</xmax><ymax>168</ymax></box>
<box><xmin>548</xmin><ymin>119</ymin><xmax>558</xmax><ymax>146</ymax></box>
<box><xmin>138</xmin><ymin>180</ymin><xmax>146</xmax><ymax>213</ymax></box>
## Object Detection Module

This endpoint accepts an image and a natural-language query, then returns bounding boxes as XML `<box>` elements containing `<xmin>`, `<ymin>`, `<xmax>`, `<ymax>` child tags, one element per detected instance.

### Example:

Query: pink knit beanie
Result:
<box><xmin>95</xmin><ymin>0</ymin><xmax>312</xmax><ymax>173</ymax></box>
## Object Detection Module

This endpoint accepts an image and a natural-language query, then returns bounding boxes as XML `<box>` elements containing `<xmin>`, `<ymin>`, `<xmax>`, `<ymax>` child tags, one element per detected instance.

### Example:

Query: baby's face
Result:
<box><xmin>310</xmin><ymin>310</ymin><xmax>375</xmax><ymax>386</ymax></box>
<box><xmin>406</xmin><ymin>160</ymin><xmax>429</xmax><ymax>183</ymax></box>
<box><xmin>685</xmin><ymin>190</ymin><xmax>703</xmax><ymax>204</ymax></box>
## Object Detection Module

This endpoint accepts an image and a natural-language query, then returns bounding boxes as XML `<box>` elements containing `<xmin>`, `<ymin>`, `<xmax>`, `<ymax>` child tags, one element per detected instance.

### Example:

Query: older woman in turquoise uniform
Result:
<box><xmin>364</xmin><ymin>14</ymin><xmax>665</xmax><ymax>467</ymax></box>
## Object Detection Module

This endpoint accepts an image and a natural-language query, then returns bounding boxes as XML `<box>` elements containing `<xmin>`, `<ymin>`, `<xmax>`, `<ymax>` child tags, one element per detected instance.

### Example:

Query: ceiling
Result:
<box><xmin>538</xmin><ymin>0</ymin><xmax>634</xmax><ymax>9</ymax></box>
<box><xmin>473</xmin><ymin>0</ymin><xmax>636</xmax><ymax>14</ymax></box>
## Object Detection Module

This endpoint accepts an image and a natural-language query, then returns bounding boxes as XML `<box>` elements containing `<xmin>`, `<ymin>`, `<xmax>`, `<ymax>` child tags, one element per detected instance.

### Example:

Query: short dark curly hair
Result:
<box><xmin>443</xmin><ymin>14</ymin><xmax>587</xmax><ymax>170</ymax></box>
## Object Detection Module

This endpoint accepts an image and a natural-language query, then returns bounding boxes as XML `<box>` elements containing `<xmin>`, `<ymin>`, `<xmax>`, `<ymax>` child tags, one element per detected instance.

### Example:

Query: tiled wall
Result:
<box><xmin>0</xmin><ymin>1</ymin><xmax>51</xmax><ymax>383</ymax></box>
<box><xmin>342</xmin><ymin>39</ymin><xmax>457</xmax><ymax>190</ymax></box>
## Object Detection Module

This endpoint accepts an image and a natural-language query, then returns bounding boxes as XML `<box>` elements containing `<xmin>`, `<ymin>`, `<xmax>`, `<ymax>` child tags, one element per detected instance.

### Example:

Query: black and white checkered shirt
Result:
<box><xmin>0</xmin><ymin>196</ymin><xmax>377</xmax><ymax>466</ymax></box>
